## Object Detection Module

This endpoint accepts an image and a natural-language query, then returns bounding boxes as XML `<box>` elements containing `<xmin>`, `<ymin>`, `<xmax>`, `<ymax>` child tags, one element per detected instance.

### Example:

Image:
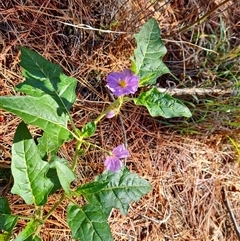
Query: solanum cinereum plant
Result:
<box><xmin>0</xmin><ymin>18</ymin><xmax>191</xmax><ymax>241</ymax></box>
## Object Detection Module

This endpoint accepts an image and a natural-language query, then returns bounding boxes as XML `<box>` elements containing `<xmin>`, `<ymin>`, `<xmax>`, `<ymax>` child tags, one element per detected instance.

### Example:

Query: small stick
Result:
<box><xmin>157</xmin><ymin>87</ymin><xmax>235</xmax><ymax>96</ymax></box>
<box><xmin>222</xmin><ymin>187</ymin><xmax>240</xmax><ymax>239</ymax></box>
<box><xmin>58</xmin><ymin>21</ymin><xmax>126</xmax><ymax>34</ymax></box>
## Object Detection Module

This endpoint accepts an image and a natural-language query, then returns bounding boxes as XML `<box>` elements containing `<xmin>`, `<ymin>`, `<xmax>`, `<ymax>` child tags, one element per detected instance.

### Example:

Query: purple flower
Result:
<box><xmin>106</xmin><ymin>109</ymin><xmax>117</xmax><ymax>118</ymax></box>
<box><xmin>104</xmin><ymin>144</ymin><xmax>130</xmax><ymax>172</ymax></box>
<box><xmin>106</xmin><ymin>69</ymin><xmax>139</xmax><ymax>97</ymax></box>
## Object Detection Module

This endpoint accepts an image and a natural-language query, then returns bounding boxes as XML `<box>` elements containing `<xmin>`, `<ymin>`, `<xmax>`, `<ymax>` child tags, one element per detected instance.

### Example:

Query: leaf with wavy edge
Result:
<box><xmin>85</xmin><ymin>166</ymin><xmax>151</xmax><ymax>216</ymax></box>
<box><xmin>11</xmin><ymin>122</ymin><xmax>53</xmax><ymax>205</ymax></box>
<box><xmin>0</xmin><ymin>95</ymin><xmax>72</xmax><ymax>149</ymax></box>
<box><xmin>67</xmin><ymin>203</ymin><xmax>113</xmax><ymax>241</ymax></box>
<box><xmin>16</xmin><ymin>47</ymin><xmax>77</xmax><ymax>157</ymax></box>
<box><xmin>134</xmin><ymin>87</ymin><xmax>192</xmax><ymax>118</ymax></box>
<box><xmin>17</xmin><ymin>47</ymin><xmax>77</xmax><ymax>111</ymax></box>
<box><xmin>131</xmin><ymin>18</ymin><xmax>170</xmax><ymax>86</ymax></box>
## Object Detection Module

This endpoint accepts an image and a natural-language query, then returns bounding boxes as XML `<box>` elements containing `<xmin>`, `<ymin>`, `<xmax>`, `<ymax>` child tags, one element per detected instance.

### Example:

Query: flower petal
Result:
<box><xmin>106</xmin><ymin>109</ymin><xmax>117</xmax><ymax>118</ymax></box>
<box><xmin>112</xmin><ymin>144</ymin><xmax>130</xmax><ymax>158</ymax></box>
<box><xmin>104</xmin><ymin>156</ymin><xmax>122</xmax><ymax>172</ymax></box>
<box><xmin>106</xmin><ymin>69</ymin><xmax>139</xmax><ymax>97</ymax></box>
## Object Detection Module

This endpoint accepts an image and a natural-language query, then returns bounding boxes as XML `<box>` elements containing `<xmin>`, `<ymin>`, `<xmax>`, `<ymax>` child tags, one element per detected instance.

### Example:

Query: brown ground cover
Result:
<box><xmin>1</xmin><ymin>0</ymin><xmax>240</xmax><ymax>240</ymax></box>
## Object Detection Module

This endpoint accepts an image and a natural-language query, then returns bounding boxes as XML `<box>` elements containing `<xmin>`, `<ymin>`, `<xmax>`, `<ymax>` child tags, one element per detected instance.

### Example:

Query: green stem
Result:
<box><xmin>94</xmin><ymin>98</ymin><xmax>121</xmax><ymax>124</ymax></box>
<box><xmin>82</xmin><ymin>140</ymin><xmax>111</xmax><ymax>155</ymax></box>
<box><xmin>71</xmin><ymin>139</ymin><xmax>82</xmax><ymax>171</ymax></box>
<box><xmin>65</xmin><ymin>195</ymin><xmax>80</xmax><ymax>207</ymax></box>
<box><xmin>35</xmin><ymin>206</ymin><xmax>44</xmax><ymax>222</ymax></box>
<box><xmin>68</xmin><ymin>112</ymin><xmax>82</xmax><ymax>139</ymax></box>
<box><xmin>34</xmin><ymin>206</ymin><xmax>44</xmax><ymax>237</ymax></box>
<box><xmin>42</xmin><ymin>194</ymin><xmax>65</xmax><ymax>223</ymax></box>
<box><xmin>34</xmin><ymin>138</ymin><xmax>82</xmax><ymax>236</ymax></box>
<box><xmin>68</xmin><ymin>128</ymin><xmax>81</xmax><ymax>141</ymax></box>
<box><xmin>17</xmin><ymin>215</ymin><xmax>33</xmax><ymax>220</ymax></box>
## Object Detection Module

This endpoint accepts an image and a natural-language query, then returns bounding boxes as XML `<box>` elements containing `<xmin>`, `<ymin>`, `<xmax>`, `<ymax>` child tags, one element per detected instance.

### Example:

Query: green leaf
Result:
<box><xmin>14</xmin><ymin>47</ymin><xmax>77</xmax><ymax>158</ymax></box>
<box><xmin>36</xmin><ymin>132</ymin><xmax>60</xmax><ymax>159</ymax></box>
<box><xmin>0</xmin><ymin>197</ymin><xmax>18</xmax><ymax>233</ymax></box>
<box><xmin>47</xmin><ymin>156</ymin><xmax>69</xmax><ymax>195</ymax></box>
<box><xmin>86</xmin><ymin>166</ymin><xmax>151</xmax><ymax>216</ymax></box>
<box><xmin>81</xmin><ymin>122</ymin><xmax>96</xmax><ymax>138</ymax></box>
<box><xmin>0</xmin><ymin>198</ymin><xmax>11</xmax><ymax>214</ymax></box>
<box><xmin>0</xmin><ymin>95</ymin><xmax>72</xmax><ymax>154</ymax></box>
<box><xmin>14</xmin><ymin>219</ymin><xmax>39</xmax><ymax>241</ymax></box>
<box><xmin>11</xmin><ymin>122</ymin><xmax>53</xmax><ymax>205</ymax></box>
<box><xmin>67</xmin><ymin>203</ymin><xmax>113</xmax><ymax>241</ymax></box>
<box><xmin>0</xmin><ymin>214</ymin><xmax>18</xmax><ymax>233</ymax></box>
<box><xmin>75</xmin><ymin>181</ymin><xmax>109</xmax><ymax>195</ymax></box>
<box><xmin>134</xmin><ymin>87</ymin><xmax>192</xmax><ymax>118</ymax></box>
<box><xmin>55</xmin><ymin>162</ymin><xmax>75</xmax><ymax>194</ymax></box>
<box><xmin>131</xmin><ymin>18</ymin><xmax>170</xmax><ymax>86</ymax></box>
<box><xmin>16</xmin><ymin>47</ymin><xmax>77</xmax><ymax>111</ymax></box>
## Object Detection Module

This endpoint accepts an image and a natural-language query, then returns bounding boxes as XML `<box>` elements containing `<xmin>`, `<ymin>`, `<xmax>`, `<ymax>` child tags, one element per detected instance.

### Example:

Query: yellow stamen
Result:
<box><xmin>118</xmin><ymin>79</ymin><xmax>127</xmax><ymax>88</ymax></box>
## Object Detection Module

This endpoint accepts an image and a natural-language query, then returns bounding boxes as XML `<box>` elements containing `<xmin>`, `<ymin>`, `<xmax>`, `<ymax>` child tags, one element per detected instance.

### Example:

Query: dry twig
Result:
<box><xmin>222</xmin><ymin>187</ymin><xmax>240</xmax><ymax>240</ymax></box>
